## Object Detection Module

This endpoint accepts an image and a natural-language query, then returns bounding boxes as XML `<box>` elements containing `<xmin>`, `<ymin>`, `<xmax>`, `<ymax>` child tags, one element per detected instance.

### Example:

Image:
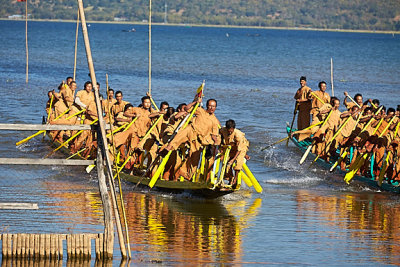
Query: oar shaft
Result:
<box><xmin>310</xmin><ymin>92</ymin><xmax>325</xmax><ymax>105</ymax></box>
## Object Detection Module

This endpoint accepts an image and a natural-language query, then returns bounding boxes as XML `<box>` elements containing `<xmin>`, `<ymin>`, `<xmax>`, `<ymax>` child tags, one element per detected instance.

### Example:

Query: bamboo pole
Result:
<box><xmin>73</xmin><ymin>9</ymin><xmax>80</xmax><ymax>81</ymax></box>
<box><xmin>25</xmin><ymin>0</ymin><xmax>29</xmax><ymax>83</ymax></box>
<box><xmin>330</xmin><ymin>57</ymin><xmax>334</xmax><ymax>96</ymax></box>
<box><xmin>77</xmin><ymin>0</ymin><xmax>127</xmax><ymax>258</ymax></box>
<box><xmin>148</xmin><ymin>0</ymin><xmax>152</xmax><ymax>95</ymax></box>
<box><xmin>107</xmin><ymin>74</ymin><xmax>132</xmax><ymax>259</ymax></box>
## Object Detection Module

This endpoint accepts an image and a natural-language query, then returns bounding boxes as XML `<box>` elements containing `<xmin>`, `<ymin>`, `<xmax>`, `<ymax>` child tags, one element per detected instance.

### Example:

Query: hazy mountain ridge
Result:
<box><xmin>3</xmin><ymin>0</ymin><xmax>400</xmax><ymax>31</ymax></box>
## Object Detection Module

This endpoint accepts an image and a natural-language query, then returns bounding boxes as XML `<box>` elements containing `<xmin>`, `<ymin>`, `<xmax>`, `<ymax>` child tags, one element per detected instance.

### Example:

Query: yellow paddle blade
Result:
<box><xmin>236</xmin><ymin>171</ymin><xmax>242</xmax><ymax>189</ymax></box>
<box><xmin>300</xmin><ymin>145</ymin><xmax>312</xmax><ymax>165</ymax></box>
<box><xmin>330</xmin><ymin>150</ymin><xmax>348</xmax><ymax>172</ymax></box>
<box><xmin>243</xmin><ymin>163</ymin><xmax>262</xmax><ymax>193</ymax></box>
<box><xmin>86</xmin><ymin>164</ymin><xmax>96</xmax><ymax>173</ymax></box>
<box><xmin>218</xmin><ymin>146</ymin><xmax>231</xmax><ymax>184</ymax></box>
<box><xmin>378</xmin><ymin>151</ymin><xmax>391</xmax><ymax>186</ymax></box>
<box><xmin>149</xmin><ymin>151</ymin><xmax>172</xmax><ymax>188</ymax></box>
<box><xmin>16</xmin><ymin>130</ymin><xmax>45</xmax><ymax>146</ymax></box>
<box><xmin>344</xmin><ymin>153</ymin><xmax>368</xmax><ymax>184</ymax></box>
<box><xmin>210</xmin><ymin>157</ymin><xmax>221</xmax><ymax>185</ymax></box>
<box><xmin>240</xmin><ymin>170</ymin><xmax>253</xmax><ymax>187</ymax></box>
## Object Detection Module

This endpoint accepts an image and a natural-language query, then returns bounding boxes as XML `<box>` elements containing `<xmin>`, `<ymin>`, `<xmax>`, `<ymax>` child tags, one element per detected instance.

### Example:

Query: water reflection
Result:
<box><xmin>295</xmin><ymin>190</ymin><xmax>400</xmax><ymax>265</ymax></box>
<box><xmin>122</xmin><ymin>192</ymin><xmax>261</xmax><ymax>264</ymax></box>
<box><xmin>23</xmin><ymin>178</ymin><xmax>262</xmax><ymax>264</ymax></box>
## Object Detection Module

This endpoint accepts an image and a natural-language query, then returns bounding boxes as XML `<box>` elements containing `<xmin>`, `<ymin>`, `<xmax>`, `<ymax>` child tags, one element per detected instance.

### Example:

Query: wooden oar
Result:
<box><xmin>299</xmin><ymin>110</ymin><xmax>333</xmax><ymax>164</ymax></box>
<box><xmin>346</xmin><ymin>94</ymin><xmax>361</xmax><ymax>109</ymax></box>
<box><xmin>138</xmin><ymin>114</ymin><xmax>163</xmax><ymax>146</ymax></box>
<box><xmin>45</xmin><ymin>118</ymin><xmax>98</xmax><ymax>158</ymax></box>
<box><xmin>310</xmin><ymin>92</ymin><xmax>326</xmax><ymax>105</ymax></box>
<box><xmin>106</xmin><ymin>117</ymin><xmax>138</xmax><ymax>138</ymax></box>
<box><xmin>16</xmin><ymin>107</ymin><xmax>84</xmax><ymax>146</ymax></box>
<box><xmin>214</xmin><ymin>146</ymin><xmax>231</xmax><ymax>187</ymax></box>
<box><xmin>378</xmin><ymin>121</ymin><xmax>400</xmax><ymax>186</ymax></box>
<box><xmin>149</xmin><ymin>96</ymin><xmax>159</xmax><ymax>111</ymax></box>
<box><xmin>47</xmin><ymin>95</ymin><xmax>54</xmax><ymax>123</ymax></box>
<box><xmin>286</xmin><ymin>102</ymin><xmax>299</xmax><ymax>146</ymax></box>
<box><xmin>262</xmin><ymin>121</ymin><xmax>322</xmax><ymax>151</ymax></box>
<box><xmin>209</xmin><ymin>146</ymin><xmax>220</xmax><ymax>184</ymax></box>
<box><xmin>344</xmin><ymin>116</ymin><xmax>396</xmax><ymax>184</ymax></box>
<box><xmin>43</xmin><ymin>95</ymin><xmax>55</xmax><ymax>138</ymax></box>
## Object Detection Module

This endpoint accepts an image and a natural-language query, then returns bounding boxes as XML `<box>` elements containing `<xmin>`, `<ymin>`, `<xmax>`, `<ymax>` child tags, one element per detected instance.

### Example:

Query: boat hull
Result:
<box><xmin>47</xmin><ymin>133</ymin><xmax>235</xmax><ymax>198</ymax></box>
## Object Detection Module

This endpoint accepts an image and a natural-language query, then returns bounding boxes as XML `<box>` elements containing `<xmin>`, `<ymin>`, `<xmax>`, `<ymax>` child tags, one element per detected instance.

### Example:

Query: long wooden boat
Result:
<box><xmin>286</xmin><ymin>126</ymin><xmax>400</xmax><ymax>194</ymax></box>
<box><xmin>119</xmin><ymin>171</ymin><xmax>235</xmax><ymax>198</ymax></box>
<box><xmin>48</xmin><ymin>135</ymin><xmax>237</xmax><ymax>199</ymax></box>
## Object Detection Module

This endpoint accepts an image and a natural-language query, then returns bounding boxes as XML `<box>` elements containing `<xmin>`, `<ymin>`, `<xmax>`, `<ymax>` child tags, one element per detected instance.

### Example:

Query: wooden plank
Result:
<box><xmin>82</xmin><ymin>234</ymin><xmax>87</xmax><ymax>259</ymax></box>
<box><xmin>39</xmin><ymin>234</ymin><xmax>45</xmax><ymax>259</ymax></box>
<box><xmin>66</xmin><ymin>235</ymin><xmax>71</xmax><ymax>259</ymax></box>
<box><xmin>12</xmin><ymin>234</ymin><xmax>17</xmax><ymax>257</ymax></box>
<box><xmin>0</xmin><ymin>158</ymin><xmax>94</xmax><ymax>166</ymax></box>
<box><xmin>0</xmin><ymin>123</ymin><xmax>110</xmax><ymax>131</ymax></box>
<box><xmin>58</xmin><ymin>235</ymin><xmax>63</xmax><ymax>260</ymax></box>
<box><xmin>0</xmin><ymin>203</ymin><xmax>38</xmax><ymax>210</ymax></box>
<box><xmin>28</xmin><ymin>234</ymin><xmax>34</xmax><ymax>259</ymax></box>
<box><xmin>95</xmin><ymin>234</ymin><xmax>100</xmax><ymax>260</ymax></box>
<box><xmin>7</xmin><ymin>233</ymin><xmax>12</xmax><ymax>258</ymax></box>
<box><xmin>45</xmin><ymin>234</ymin><xmax>50</xmax><ymax>259</ymax></box>
<box><xmin>16</xmin><ymin>234</ymin><xmax>22</xmax><ymax>258</ymax></box>
<box><xmin>50</xmin><ymin>234</ymin><xmax>55</xmax><ymax>260</ymax></box>
<box><xmin>74</xmin><ymin>234</ymin><xmax>80</xmax><ymax>258</ymax></box>
<box><xmin>86</xmin><ymin>235</ymin><xmax>91</xmax><ymax>260</ymax></box>
<box><xmin>2</xmin><ymin>233</ymin><xmax>8</xmax><ymax>258</ymax></box>
<box><xmin>34</xmin><ymin>234</ymin><xmax>40</xmax><ymax>260</ymax></box>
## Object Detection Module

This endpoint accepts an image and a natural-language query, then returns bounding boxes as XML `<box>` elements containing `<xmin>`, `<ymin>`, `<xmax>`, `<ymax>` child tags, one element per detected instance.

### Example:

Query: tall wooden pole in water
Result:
<box><xmin>148</xmin><ymin>0</ymin><xmax>152</xmax><ymax>95</ymax></box>
<box><xmin>73</xmin><ymin>9</ymin><xmax>80</xmax><ymax>81</ymax></box>
<box><xmin>25</xmin><ymin>0</ymin><xmax>29</xmax><ymax>83</ymax></box>
<box><xmin>331</xmin><ymin>57</ymin><xmax>334</xmax><ymax>96</ymax></box>
<box><xmin>76</xmin><ymin>0</ymin><xmax>128</xmax><ymax>259</ymax></box>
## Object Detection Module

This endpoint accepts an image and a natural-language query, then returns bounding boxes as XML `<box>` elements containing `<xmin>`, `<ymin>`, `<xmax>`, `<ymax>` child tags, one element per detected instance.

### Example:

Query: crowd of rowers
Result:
<box><xmin>291</xmin><ymin>76</ymin><xmax>400</xmax><ymax>183</ymax></box>
<box><xmin>45</xmin><ymin>77</ymin><xmax>250</xmax><ymax>186</ymax></box>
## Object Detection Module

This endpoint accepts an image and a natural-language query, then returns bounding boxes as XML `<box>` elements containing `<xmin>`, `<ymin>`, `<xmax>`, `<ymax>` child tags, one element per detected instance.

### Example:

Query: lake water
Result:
<box><xmin>1</xmin><ymin>20</ymin><xmax>400</xmax><ymax>265</ymax></box>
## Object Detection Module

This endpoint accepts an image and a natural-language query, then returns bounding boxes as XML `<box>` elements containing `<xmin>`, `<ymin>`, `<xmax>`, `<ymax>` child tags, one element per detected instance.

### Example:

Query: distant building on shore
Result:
<box><xmin>8</xmin><ymin>14</ymin><xmax>31</xmax><ymax>19</ymax></box>
<box><xmin>114</xmin><ymin>17</ymin><xmax>127</xmax><ymax>22</ymax></box>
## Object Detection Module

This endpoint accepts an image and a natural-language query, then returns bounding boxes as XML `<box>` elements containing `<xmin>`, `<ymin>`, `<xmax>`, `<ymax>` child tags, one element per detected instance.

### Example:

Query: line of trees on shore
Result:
<box><xmin>3</xmin><ymin>0</ymin><xmax>400</xmax><ymax>31</ymax></box>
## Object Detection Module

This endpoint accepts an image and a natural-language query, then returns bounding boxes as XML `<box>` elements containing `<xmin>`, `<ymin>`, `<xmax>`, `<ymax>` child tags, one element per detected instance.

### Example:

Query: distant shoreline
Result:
<box><xmin>1</xmin><ymin>18</ymin><xmax>399</xmax><ymax>35</ymax></box>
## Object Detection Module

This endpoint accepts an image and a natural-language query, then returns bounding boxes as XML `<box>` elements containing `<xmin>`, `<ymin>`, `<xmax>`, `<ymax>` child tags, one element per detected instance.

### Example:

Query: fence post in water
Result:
<box><xmin>77</xmin><ymin>0</ymin><xmax>128</xmax><ymax>259</ymax></box>
<box><xmin>34</xmin><ymin>234</ymin><xmax>39</xmax><ymax>259</ymax></box>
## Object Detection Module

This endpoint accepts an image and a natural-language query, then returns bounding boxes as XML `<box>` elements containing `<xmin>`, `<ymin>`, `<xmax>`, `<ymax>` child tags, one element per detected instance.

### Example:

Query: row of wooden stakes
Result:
<box><xmin>0</xmin><ymin>233</ymin><xmax>111</xmax><ymax>260</ymax></box>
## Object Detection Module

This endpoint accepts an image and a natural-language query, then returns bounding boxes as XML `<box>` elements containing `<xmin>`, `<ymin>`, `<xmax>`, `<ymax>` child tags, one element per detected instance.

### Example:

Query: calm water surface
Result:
<box><xmin>1</xmin><ymin>20</ymin><xmax>400</xmax><ymax>265</ymax></box>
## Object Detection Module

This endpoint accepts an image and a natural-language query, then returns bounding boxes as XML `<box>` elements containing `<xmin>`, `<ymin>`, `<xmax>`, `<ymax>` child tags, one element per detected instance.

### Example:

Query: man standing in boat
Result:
<box><xmin>310</xmin><ymin>81</ymin><xmax>331</xmax><ymax>121</ymax></box>
<box><xmin>294</xmin><ymin>76</ymin><xmax>312</xmax><ymax>130</ymax></box>
<box><xmin>220</xmin><ymin>119</ymin><xmax>250</xmax><ymax>187</ymax></box>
